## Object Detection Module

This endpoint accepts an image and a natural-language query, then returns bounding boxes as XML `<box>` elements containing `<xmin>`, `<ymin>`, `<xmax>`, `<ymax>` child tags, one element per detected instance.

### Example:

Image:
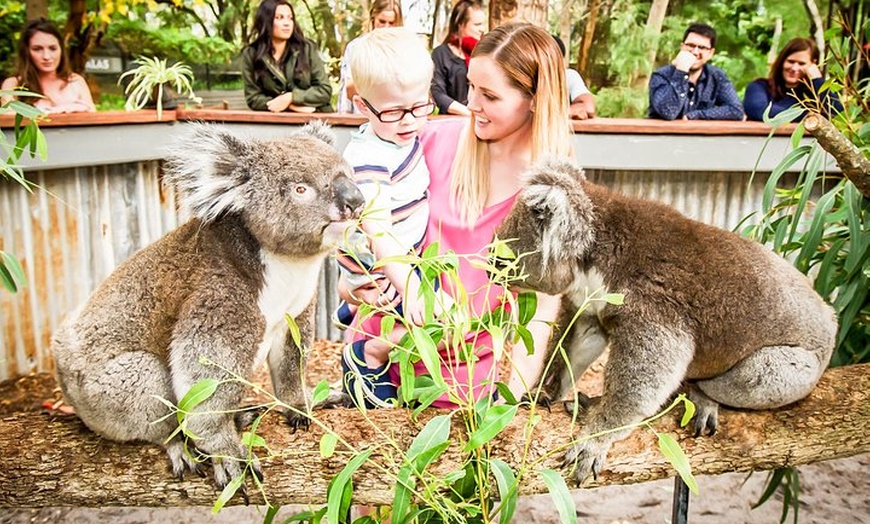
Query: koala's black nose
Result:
<box><xmin>333</xmin><ymin>175</ymin><xmax>365</xmax><ymax>219</ymax></box>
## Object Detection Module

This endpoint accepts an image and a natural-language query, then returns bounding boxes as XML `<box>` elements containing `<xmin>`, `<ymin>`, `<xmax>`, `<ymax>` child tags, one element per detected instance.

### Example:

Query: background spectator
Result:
<box><xmin>648</xmin><ymin>23</ymin><xmax>743</xmax><ymax>120</ymax></box>
<box><xmin>430</xmin><ymin>0</ymin><xmax>485</xmax><ymax>116</ymax></box>
<box><xmin>1</xmin><ymin>18</ymin><xmax>95</xmax><ymax>113</ymax></box>
<box><xmin>743</xmin><ymin>37</ymin><xmax>843</xmax><ymax>122</ymax></box>
<box><xmin>337</xmin><ymin>0</ymin><xmax>403</xmax><ymax>114</ymax></box>
<box><xmin>552</xmin><ymin>34</ymin><xmax>595</xmax><ymax>120</ymax></box>
<box><xmin>241</xmin><ymin>0</ymin><xmax>332</xmax><ymax>113</ymax></box>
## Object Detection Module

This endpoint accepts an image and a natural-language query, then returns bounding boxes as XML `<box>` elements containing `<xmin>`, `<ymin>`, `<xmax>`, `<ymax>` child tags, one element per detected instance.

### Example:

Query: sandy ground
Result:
<box><xmin>1</xmin><ymin>342</ymin><xmax>867</xmax><ymax>524</ymax></box>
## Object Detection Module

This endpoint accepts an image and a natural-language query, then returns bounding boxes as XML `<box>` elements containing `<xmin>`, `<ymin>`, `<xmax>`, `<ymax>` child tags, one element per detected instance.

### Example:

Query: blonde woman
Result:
<box><xmin>343</xmin><ymin>23</ymin><xmax>575</xmax><ymax>406</ymax></box>
<box><xmin>337</xmin><ymin>0</ymin><xmax>404</xmax><ymax>114</ymax></box>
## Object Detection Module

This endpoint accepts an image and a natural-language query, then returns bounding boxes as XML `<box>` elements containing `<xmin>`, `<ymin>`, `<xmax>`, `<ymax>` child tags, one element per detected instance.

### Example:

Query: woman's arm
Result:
<box><xmin>290</xmin><ymin>42</ymin><xmax>333</xmax><ymax>110</ymax></box>
<box><xmin>1</xmin><ymin>76</ymin><xmax>19</xmax><ymax>106</ymax></box>
<box><xmin>241</xmin><ymin>48</ymin><xmax>272</xmax><ymax>111</ymax></box>
<box><xmin>431</xmin><ymin>45</ymin><xmax>466</xmax><ymax>115</ymax></box>
<box><xmin>506</xmin><ymin>292</ymin><xmax>560</xmax><ymax>400</ymax></box>
<box><xmin>743</xmin><ymin>80</ymin><xmax>774</xmax><ymax>121</ymax></box>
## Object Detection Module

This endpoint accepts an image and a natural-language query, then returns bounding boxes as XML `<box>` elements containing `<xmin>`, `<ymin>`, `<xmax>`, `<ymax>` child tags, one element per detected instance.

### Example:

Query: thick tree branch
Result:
<box><xmin>0</xmin><ymin>363</ymin><xmax>867</xmax><ymax>508</ymax></box>
<box><xmin>804</xmin><ymin>112</ymin><xmax>870</xmax><ymax>198</ymax></box>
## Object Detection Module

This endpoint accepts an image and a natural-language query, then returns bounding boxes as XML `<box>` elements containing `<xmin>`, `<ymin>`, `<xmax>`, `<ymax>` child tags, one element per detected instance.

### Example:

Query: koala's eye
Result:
<box><xmin>294</xmin><ymin>185</ymin><xmax>307</xmax><ymax>195</ymax></box>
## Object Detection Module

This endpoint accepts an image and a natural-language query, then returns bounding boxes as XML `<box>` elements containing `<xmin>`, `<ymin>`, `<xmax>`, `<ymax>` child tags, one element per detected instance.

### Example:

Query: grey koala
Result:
<box><xmin>52</xmin><ymin>122</ymin><xmax>364</xmax><ymax>490</ymax></box>
<box><xmin>494</xmin><ymin>159</ymin><xmax>837</xmax><ymax>483</ymax></box>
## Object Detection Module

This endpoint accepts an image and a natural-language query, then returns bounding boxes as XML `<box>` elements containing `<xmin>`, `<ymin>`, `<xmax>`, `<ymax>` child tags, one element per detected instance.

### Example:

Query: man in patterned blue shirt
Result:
<box><xmin>648</xmin><ymin>23</ymin><xmax>744</xmax><ymax>120</ymax></box>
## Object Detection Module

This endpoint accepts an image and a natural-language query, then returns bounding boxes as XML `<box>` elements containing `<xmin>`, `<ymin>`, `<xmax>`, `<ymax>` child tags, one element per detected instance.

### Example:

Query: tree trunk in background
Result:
<box><xmin>25</xmin><ymin>0</ymin><xmax>48</xmax><ymax>21</ymax></box>
<box><xmin>489</xmin><ymin>0</ymin><xmax>547</xmax><ymax>30</ymax></box>
<box><xmin>578</xmin><ymin>0</ymin><xmax>600</xmax><ymax>75</ymax></box>
<box><xmin>64</xmin><ymin>0</ymin><xmax>100</xmax><ymax>75</ymax></box>
<box><xmin>640</xmin><ymin>0</ymin><xmax>669</xmax><ymax>78</ymax></box>
<box><xmin>803</xmin><ymin>0</ymin><xmax>825</xmax><ymax>57</ymax></box>
<box><xmin>558</xmin><ymin>0</ymin><xmax>582</xmax><ymax>65</ymax></box>
<box><xmin>768</xmin><ymin>17</ymin><xmax>783</xmax><ymax>65</ymax></box>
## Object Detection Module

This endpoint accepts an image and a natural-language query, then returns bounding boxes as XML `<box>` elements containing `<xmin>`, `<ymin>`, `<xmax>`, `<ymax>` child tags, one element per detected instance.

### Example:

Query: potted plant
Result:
<box><xmin>119</xmin><ymin>56</ymin><xmax>201</xmax><ymax>120</ymax></box>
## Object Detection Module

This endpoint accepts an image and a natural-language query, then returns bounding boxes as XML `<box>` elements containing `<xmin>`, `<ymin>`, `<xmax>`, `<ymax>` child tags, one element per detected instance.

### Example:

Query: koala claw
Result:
<box><xmin>686</xmin><ymin>386</ymin><xmax>720</xmax><ymax>437</ymax></box>
<box><xmin>284</xmin><ymin>411</ymin><xmax>311</xmax><ymax>433</ymax></box>
<box><xmin>520</xmin><ymin>391</ymin><xmax>552</xmax><ymax>412</ymax></box>
<box><xmin>234</xmin><ymin>405</ymin><xmax>268</xmax><ymax>431</ymax></box>
<box><xmin>562</xmin><ymin>439</ymin><xmax>608</xmax><ymax>484</ymax></box>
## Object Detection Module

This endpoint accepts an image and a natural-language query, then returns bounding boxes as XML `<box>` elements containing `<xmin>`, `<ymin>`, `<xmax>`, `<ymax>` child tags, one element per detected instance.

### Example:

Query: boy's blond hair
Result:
<box><xmin>349</xmin><ymin>28</ymin><xmax>434</xmax><ymax>100</ymax></box>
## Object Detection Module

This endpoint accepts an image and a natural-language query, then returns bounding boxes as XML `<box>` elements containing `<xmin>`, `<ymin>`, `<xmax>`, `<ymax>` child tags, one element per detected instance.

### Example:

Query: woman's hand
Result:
<box><xmin>806</xmin><ymin>63</ymin><xmax>822</xmax><ymax>80</ymax></box>
<box><xmin>266</xmin><ymin>92</ymin><xmax>293</xmax><ymax>112</ymax></box>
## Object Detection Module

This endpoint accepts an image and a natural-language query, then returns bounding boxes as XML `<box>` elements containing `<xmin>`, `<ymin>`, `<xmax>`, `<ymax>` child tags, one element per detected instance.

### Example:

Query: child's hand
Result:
<box><xmin>351</xmin><ymin>277</ymin><xmax>400</xmax><ymax>309</ymax></box>
<box><xmin>402</xmin><ymin>278</ymin><xmax>427</xmax><ymax>326</ymax></box>
<box><xmin>433</xmin><ymin>289</ymin><xmax>455</xmax><ymax>318</ymax></box>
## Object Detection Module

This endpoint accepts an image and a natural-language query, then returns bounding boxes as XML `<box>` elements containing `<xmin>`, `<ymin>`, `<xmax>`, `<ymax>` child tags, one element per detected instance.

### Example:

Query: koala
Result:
<box><xmin>495</xmin><ymin>159</ymin><xmax>837</xmax><ymax>483</ymax></box>
<box><xmin>52</xmin><ymin>122</ymin><xmax>364</xmax><ymax>490</ymax></box>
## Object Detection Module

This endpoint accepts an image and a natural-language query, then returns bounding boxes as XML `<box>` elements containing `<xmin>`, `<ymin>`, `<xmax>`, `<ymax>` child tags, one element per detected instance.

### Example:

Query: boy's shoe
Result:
<box><xmin>341</xmin><ymin>341</ymin><xmax>397</xmax><ymax>409</ymax></box>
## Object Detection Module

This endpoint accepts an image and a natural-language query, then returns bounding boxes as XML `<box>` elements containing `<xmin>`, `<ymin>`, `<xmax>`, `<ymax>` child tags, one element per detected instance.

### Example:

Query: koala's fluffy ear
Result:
<box><xmin>522</xmin><ymin>159</ymin><xmax>596</xmax><ymax>264</ymax></box>
<box><xmin>164</xmin><ymin>124</ymin><xmax>252</xmax><ymax>223</ymax></box>
<box><xmin>296</xmin><ymin>119</ymin><xmax>336</xmax><ymax>147</ymax></box>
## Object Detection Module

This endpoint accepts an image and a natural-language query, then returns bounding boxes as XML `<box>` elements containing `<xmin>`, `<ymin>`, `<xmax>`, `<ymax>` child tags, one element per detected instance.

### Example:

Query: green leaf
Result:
<box><xmin>407</xmin><ymin>414</ymin><xmax>451</xmax><ymax>462</ymax></box>
<box><xmin>311</xmin><ymin>380</ymin><xmax>330</xmax><ymax>406</ymax></box>
<box><xmin>752</xmin><ymin>469</ymin><xmax>787</xmax><ymax>509</ymax></box>
<box><xmin>790</xmin><ymin>122</ymin><xmax>805</xmax><ymax>150</ymax></box>
<box><xmin>176</xmin><ymin>378</ymin><xmax>219</xmax><ymax>424</ymax></box>
<box><xmin>657</xmin><ymin>432</ymin><xmax>698</xmax><ymax>494</ymax></box>
<box><xmin>241</xmin><ymin>431</ymin><xmax>266</xmax><ymax>449</ymax></box>
<box><xmin>604</xmin><ymin>293</ymin><xmax>624</xmax><ymax>305</ymax></box>
<box><xmin>490</xmin><ymin>459</ymin><xmax>518</xmax><ymax>524</ymax></box>
<box><xmin>680</xmin><ymin>397</ymin><xmax>696</xmax><ymax>428</ymax></box>
<box><xmin>0</xmin><ymin>251</ymin><xmax>26</xmax><ymax>292</ymax></box>
<box><xmin>319</xmin><ymin>433</ymin><xmax>338</xmax><ymax>458</ymax></box>
<box><xmin>540</xmin><ymin>468</ymin><xmax>577</xmax><ymax>524</ymax></box>
<box><xmin>516</xmin><ymin>291</ymin><xmax>537</xmax><ymax>325</ymax></box>
<box><xmin>391</xmin><ymin>465</ymin><xmax>415</xmax><ymax>524</ymax></box>
<box><xmin>515</xmin><ymin>324</ymin><xmax>536</xmax><ymax>356</ymax></box>
<box><xmin>464</xmin><ymin>404</ymin><xmax>517</xmax><ymax>451</ymax></box>
<box><xmin>410</xmin><ymin>327</ymin><xmax>447</xmax><ymax>390</ymax></box>
<box><xmin>326</xmin><ymin>449</ymin><xmax>373</xmax><ymax>524</ymax></box>
<box><xmin>494</xmin><ymin>382</ymin><xmax>519</xmax><ymax>405</ymax></box>
<box><xmin>211</xmin><ymin>473</ymin><xmax>244</xmax><ymax>513</ymax></box>
<box><xmin>284</xmin><ymin>313</ymin><xmax>302</xmax><ymax>348</ymax></box>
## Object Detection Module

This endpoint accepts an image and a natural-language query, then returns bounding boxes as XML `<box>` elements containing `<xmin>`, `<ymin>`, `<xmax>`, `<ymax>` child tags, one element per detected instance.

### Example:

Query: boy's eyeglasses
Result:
<box><xmin>361</xmin><ymin>98</ymin><xmax>435</xmax><ymax>123</ymax></box>
<box><xmin>681</xmin><ymin>42</ymin><xmax>712</xmax><ymax>52</ymax></box>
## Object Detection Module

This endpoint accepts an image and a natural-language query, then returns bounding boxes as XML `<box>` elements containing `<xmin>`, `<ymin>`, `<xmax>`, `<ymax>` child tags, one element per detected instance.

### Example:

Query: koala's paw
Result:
<box><xmin>562</xmin><ymin>392</ymin><xmax>595</xmax><ymax>416</ymax></box>
<box><xmin>234</xmin><ymin>405</ymin><xmax>269</xmax><ymax>431</ymax></box>
<box><xmin>520</xmin><ymin>391</ymin><xmax>554</xmax><ymax>412</ymax></box>
<box><xmin>686</xmin><ymin>386</ymin><xmax>719</xmax><ymax>437</ymax></box>
<box><xmin>283</xmin><ymin>408</ymin><xmax>311</xmax><ymax>433</ymax></box>
<box><xmin>165</xmin><ymin>439</ymin><xmax>207</xmax><ymax>480</ymax></box>
<box><xmin>562</xmin><ymin>437</ymin><xmax>611</xmax><ymax>484</ymax></box>
<box><xmin>312</xmin><ymin>389</ymin><xmax>354</xmax><ymax>410</ymax></box>
<box><xmin>212</xmin><ymin>455</ymin><xmax>263</xmax><ymax>505</ymax></box>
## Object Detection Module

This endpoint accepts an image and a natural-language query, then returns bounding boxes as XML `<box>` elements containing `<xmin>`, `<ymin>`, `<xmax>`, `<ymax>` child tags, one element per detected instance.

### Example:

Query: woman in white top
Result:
<box><xmin>337</xmin><ymin>0</ymin><xmax>403</xmax><ymax>114</ymax></box>
<box><xmin>1</xmin><ymin>18</ymin><xmax>95</xmax><ymax>113</ymax></box>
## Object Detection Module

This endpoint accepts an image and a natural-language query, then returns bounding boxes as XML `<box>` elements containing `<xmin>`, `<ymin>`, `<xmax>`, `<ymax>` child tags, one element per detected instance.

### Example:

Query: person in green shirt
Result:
<box><xmin>241</xmin><ymin>0</ymin><xmax>333</xmax><ymax>113</ymax></box>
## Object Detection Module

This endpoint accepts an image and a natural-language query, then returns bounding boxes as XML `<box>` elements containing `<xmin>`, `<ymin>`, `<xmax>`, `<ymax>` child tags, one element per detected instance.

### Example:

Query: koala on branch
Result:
<box><xmin>494</xmin><ymin>159</ymin><xmax>837</xmax><ymax>484</ymax></box>
<box><xmin>52</xmin><ymin>122</ymin><xmax>364</xmax><ymax>491</ymax></box>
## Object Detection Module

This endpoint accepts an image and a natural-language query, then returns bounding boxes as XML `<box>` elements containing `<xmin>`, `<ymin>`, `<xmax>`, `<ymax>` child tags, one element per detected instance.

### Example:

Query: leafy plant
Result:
<box><xmin>119</xmin><ymin>56</ymin><xmax>201</xmax><ymax>120</ymax></box>
<box><xmin>171</xmin><ymin>235</ymin><xmax>699</xmax><ymax>523</ymax></box>
<box><xmin>740</xmin><ymin>17</ymin><xmax>869</xmax><ymax>523</ymax></box>
<box><xmin>1</xmin><ymin>90</ymin><xmax>46</xmax><ymax>292</ymax></box>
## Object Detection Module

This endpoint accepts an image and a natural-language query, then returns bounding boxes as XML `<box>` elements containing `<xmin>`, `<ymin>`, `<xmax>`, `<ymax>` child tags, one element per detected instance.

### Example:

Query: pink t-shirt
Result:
<box><xmin>352</xmin><ymin>117</ymin><xmax>518</xmax><ymax>408</ymax></box>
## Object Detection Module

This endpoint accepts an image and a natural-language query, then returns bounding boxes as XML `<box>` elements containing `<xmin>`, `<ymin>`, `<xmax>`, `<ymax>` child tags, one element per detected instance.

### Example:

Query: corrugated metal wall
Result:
<box><xmin>0</xmin><ymin>163</ymin><xmax>783</xmax><ymax>381</ymax></box>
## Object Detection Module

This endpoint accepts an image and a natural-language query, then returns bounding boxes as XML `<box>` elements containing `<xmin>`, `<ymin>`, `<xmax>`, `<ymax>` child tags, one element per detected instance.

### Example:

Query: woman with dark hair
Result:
<box><xmin>744</xmin><ymin>37</ymin><xmax>842</xmax><ymax>121</ymax></box>
<box><xmin>1</xmin><ymin>18</ymin><xmax>95</xmax><ymax>113</ymax></box>
<box><xmin>430</xmin><ymin>0</ymin><xmax>486</xmax><ymax>115</ymax></box>
<box><xmin>241</xmin><ymin>0</ymin><xmax>332</xmax><ymax>113</ymax></box>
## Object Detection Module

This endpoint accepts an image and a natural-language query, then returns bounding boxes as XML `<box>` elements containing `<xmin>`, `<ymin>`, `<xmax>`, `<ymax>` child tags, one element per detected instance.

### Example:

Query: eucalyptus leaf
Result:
<box><xmin>540</xmin><ymin>468</ymin><xmax>577</xmax><ymax>524</ymax></box>
<box><xmin>464</xmin><ymin>404</ymin><xmax>517</xmax><ymax>451</ymax></box>
<box><xmin>177</xmin><ymin>378</ymin><xmax>219</xmax><ymax>424</ymax></box>
<box><xmin>657</xmin><ymin>432</ymin><xmax>698</xmax><ymax>494</ymax></box>
<box><xmin>490</xmin><ymin>459</ymin><xmax>518</xmax><ymax>524</ymax></box>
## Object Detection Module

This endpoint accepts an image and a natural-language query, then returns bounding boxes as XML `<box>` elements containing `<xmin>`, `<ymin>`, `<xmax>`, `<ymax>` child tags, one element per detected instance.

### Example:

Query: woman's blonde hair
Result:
<box><xmin>364</xmin><ymin>0</ymin><xmax>404</xmax><ymax>32</ymax></box>
<box><xmin>450</xmin><ymin>22</ymin><xmax>574</xmax><ymax>227</ymax></box>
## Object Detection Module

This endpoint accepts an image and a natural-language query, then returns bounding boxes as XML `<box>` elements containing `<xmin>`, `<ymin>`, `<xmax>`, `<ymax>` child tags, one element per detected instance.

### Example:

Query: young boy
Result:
<box><xmin>337</xmin><ymin>27</ymin><xmax>440</xmax><ymax>408</ymax></box>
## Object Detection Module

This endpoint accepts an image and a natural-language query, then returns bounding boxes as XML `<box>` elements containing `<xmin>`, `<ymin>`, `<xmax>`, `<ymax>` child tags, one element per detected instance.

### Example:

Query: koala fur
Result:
<box><xmin>52</xmin><ymin>122</ymin><xmax>364</xmax><ymax>489</ymax></box>
<box><xmin>495</xmin><ymin>159</ymin><xmax>837</xmax><ymax>483</ymax></box>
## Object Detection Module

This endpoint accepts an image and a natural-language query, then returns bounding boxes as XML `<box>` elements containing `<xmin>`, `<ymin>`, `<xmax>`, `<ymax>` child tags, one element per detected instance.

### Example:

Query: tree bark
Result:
<box><xmin>633</xmin><ymin>0</ymin><xmax>669</xmax><ymax>88</ymax></box>
<box><xmin>804</xmin><ymin>113</ymin><xmax>870</xmax><ymax>198</ymax></box>
<box><xmin>26</xmin><ymin>0</ymin><xmax>48</xmax><ymax>20</ymax></box>
<box><xmin>803</xmin><ymin>0</ymin><xmax>825</xmax><ymax>58</ymax></box>
<box><xmin>0</xmin><ymin>363</ymin><xmax>867</xmax><ymax>508</ymax></box>
<box><xmin>577</xmin><ymin>0</ymin><xmax>600</xmax><ymax>75</ymax></box>
<box><xmin>488</xmin><ymin>0</ymin><xmax>547</xmax><ymax>30</ymax></box>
